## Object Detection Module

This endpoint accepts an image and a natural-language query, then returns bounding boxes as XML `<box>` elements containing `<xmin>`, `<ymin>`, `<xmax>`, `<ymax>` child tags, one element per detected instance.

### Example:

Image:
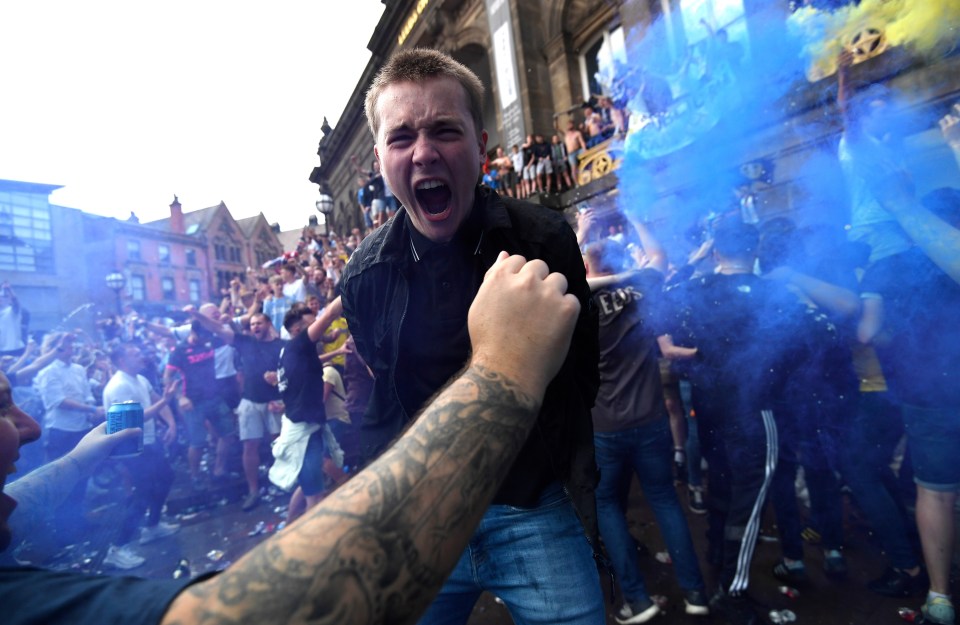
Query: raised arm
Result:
<box><xmin>235</xmin><ymin>290</ymin><xmax>265</xmax><ymax>333</ymax></box>
<box><xmin>881</xmin><ymin>200</ymin><xmax>960</xmax><ymax>285</ymax></box>
<box><xmin>8</xmin><ymin>340</ymin><xmax>59</xmax><ymax>385</ymax></box>
<box><xmin>575</xmin><ymin>207</ymin><xmax>596</xmax><ymax>246</ymax></box>
<box><xmin>307</xmin><ymin>296</ymin><xmax>344</xmax><ymax>344</ymax></box>
<box><xmin>161</xmin><ymin>253</ymin><xmax>580</xmax><ymax>625</ymax></box>
<box><xmin>764</xmin><ymin>267</ymin><xmax>861</xmax><ymax>319</ymax></box>
<box><xmin>1</xmin><ymin>282</ymin><xmax>19</xmax><ymax>313</ymax></box>
<box><xmin>837</xmin><ymin>48</ymin><xmax>854</xmax><ymax>128</ymax></box>
<box><xmin>190</xmin><ymin>310</ymin><xmax>235</xmax><ymax>344</ymax></box>
<box><xmin>626</xmin><ymin>218</ymin><xmax>667</xmax><ymax>273</ymax></box>
<box><xmin>144</xmin><ymin>320</ymin><xmax>175</xmax><ymax>339</ymax></box>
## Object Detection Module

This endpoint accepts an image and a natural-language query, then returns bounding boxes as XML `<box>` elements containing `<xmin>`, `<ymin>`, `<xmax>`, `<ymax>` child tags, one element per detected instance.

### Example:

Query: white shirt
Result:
<box><xmin>35</xmin><ymin>359</ymin><xmax>95</xmax><ymax>432</ymax></box>
<box><xmin>511</xmin><ymin>150</ymin><xmax>525</xmax><ymax>172</ymax></box>
<box><xmin>0</xmin><ymin>304</ymin><xmax>23</xmax><ymax>352</ymax></box>
<box><xmin>282</xmin><ymin>278</ymin><xmax>306</xmax><ymax>303</ymax></box>
<box><xmin>103</xmin><ymin>371</ymin><xmax>158</xmax><ymax>445</ymax></box>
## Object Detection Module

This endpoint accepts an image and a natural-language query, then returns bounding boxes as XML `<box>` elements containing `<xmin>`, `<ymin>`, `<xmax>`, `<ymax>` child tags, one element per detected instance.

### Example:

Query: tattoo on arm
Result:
<box><xmin>165</xmin><ymin>365</ymin><xmax>540</xmax><ymax>625</ymax></box>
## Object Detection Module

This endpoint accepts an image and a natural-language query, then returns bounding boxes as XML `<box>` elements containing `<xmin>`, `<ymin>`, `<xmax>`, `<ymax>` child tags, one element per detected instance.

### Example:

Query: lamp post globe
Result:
<box><xmin>316</xmin><ymin>194</ymin><xmax>334</xmax><ymax>234</ymax></box>
<box><xmin>105</xmin><ymin>272</ymin><xmax>126</xmax><ymax>316</ymax></box>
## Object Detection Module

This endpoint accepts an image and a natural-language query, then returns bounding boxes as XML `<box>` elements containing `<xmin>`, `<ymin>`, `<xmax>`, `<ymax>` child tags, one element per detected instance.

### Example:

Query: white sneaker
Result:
<box><xmin>140</xmin><ymin>521</ymin><xmax>181</xmax><ymax>545</ymax></box>
<box><xmin>616</xmin><ymin>598</ymin><xmax>661</xmax><ymax>624</ymax></box>
<box><xmin>103</xmin><ymin>544</ymin><xmax>145</xmax><ymax>570</ymax></box>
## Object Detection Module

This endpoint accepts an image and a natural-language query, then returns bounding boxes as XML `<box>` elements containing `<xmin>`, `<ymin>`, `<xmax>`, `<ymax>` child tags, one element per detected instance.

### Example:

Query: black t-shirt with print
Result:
<box><xmin>277</xmin><ymin>331</ymin><xmax>326</xmax><ymax>424</ymax></box>
<box><xmin>167</xmin><ymin>337</ymin><xmax>219</xmax><ymax>402</ymax></box>
<box><xmin>591</xmin><ymin>269</ymin><xmax>666</xmax><ymax>432</ymax></box>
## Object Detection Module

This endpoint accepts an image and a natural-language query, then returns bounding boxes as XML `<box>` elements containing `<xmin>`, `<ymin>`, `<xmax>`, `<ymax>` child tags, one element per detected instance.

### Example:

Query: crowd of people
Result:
<box><xmin>477</xmin><ymin>96</ymin><xmax>630</xmax><ymax>200</ymax></box>
<box><xmin>0</xmin><ymin>224</ymin><xmax>371</xmax><ymax>570</ymax></box>
<box><xmin>0</xmin><ymin>47</ymin><xmax>957</xmax><ymax>625</ymax></box>
<box><xmin>573</xmin><ymin>172</ymin><xmax>960</xmax><ymax>625</ymax></box>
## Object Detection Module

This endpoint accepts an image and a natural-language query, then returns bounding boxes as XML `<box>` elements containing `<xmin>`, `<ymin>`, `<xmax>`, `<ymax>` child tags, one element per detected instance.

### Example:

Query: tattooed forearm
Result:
<box><xmin>162</xmin><ymin>363</ymin><xmax>542</xmax><ymax>625</ymax></box>
<box><xmin>6</xmin><ymin>456</ymin><xmax>83</xmax><ymax>536</ymax></box>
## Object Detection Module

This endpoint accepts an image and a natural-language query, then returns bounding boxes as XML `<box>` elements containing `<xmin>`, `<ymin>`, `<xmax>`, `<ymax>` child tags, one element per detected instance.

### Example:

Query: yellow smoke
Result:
<box><xmin>788</xmin><ymin>0</ymin><xmax>960</xmax><ymax>81</ymax></box>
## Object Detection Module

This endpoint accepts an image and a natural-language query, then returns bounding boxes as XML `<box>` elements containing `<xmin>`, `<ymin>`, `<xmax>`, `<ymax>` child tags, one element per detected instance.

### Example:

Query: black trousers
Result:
<box><xmin>694</xmin><ymin>391</ymin><xmax>778</xmax><ymax>596</ymax></box>
<box><xmin>118</xmin><ymin>444</ymin><xmax>175</xmax><ymax>544</ymax></box>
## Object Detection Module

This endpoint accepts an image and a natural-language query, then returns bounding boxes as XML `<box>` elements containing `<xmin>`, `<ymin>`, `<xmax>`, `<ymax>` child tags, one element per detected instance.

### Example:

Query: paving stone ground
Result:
<box><xmin>13</xmin><ymin>449</ymin><xmax>958</xmax><ymax>625</ymax></box>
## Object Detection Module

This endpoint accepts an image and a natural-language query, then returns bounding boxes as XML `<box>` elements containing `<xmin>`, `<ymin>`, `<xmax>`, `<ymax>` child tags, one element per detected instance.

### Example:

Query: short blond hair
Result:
<box><xmin>364</xmin><ymin>48</ymin><xmax>485</xmax><ymax>140</ymax></box>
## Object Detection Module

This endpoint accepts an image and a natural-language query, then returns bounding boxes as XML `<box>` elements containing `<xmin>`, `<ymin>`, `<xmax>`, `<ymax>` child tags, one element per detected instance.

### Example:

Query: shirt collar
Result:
<box><xmin>408</xmin><ymin>199</ymin><xmax>485</xmax><ymax>263</ymax></box>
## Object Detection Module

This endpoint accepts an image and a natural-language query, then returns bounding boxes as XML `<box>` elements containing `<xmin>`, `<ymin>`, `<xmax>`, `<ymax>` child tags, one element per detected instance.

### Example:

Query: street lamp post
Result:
<box><xmin>316</xmin><ymin>193</ymin><xmax>335</xmax><ymax>235</ymax></box>
<box><xmin>105</xmin><ymin>272</ymin><xmax>126</xmax><ymax>316</ymax></box>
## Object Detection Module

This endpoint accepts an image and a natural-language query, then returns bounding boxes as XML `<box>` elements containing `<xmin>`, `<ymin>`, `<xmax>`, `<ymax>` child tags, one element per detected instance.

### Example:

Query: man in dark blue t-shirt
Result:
<box><xmin>276</xmin><ymin>300</ymin><xmax>340</xmax><ymax>510</ymax></box>
<box><xmin>227</xmin><ymin>312</ymin><xmax>285</xmax><ymax>511</ymax></box>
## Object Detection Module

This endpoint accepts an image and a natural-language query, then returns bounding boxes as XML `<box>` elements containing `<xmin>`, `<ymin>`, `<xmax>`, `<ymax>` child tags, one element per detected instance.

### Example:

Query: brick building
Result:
<box><xmin>144</xmin><ymin>197</ymin><xmax>283</xmax><ymax>301</ymax></box>
<box><xmin>83</xmin><ymin>208</ymin><xmax>211</xmax><ymax>318</ymax></box>
<box><xmin>82</xmin><ymin>196</ymin><xmax>283</xmax><ymax>318</ymax></box>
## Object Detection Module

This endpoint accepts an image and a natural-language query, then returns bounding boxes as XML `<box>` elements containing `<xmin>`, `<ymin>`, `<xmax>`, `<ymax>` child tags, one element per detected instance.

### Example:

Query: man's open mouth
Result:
<box><xmin>415</xmin><ymin>180</ymin><xmax>451</xmax><ymax>215</ymax></box>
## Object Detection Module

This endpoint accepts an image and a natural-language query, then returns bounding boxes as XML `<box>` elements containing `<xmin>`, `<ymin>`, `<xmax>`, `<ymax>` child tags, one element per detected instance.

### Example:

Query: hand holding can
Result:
<box><xmin>107</xmin><ymin>401</ymin><xmax>144</xmax><ymax>456</ymax></box>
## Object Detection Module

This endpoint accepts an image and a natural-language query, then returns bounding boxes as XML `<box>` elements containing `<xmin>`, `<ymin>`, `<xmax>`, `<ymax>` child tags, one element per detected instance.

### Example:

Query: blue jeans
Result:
<box><xmin>594</xmin><ymin>419</ymin><xmax>706</xmax><ymax>603</ymax></box>
<box><xmin>841</xmin><ymin>392</ymin><xmax>920</xmax><ymax>570</ymax></box>
<box><xmin>770</xmin><ymin>398</ymin><xmax>846</xmax><ymax>557</ymax></box>
<box><xmin>417</xmin><ymin>482</ymin><xmax>604</xmax><ymax>625</ymax></box>
<box><xmin>680</xmin><ymin>380</ymin><xmax>704</xmax><ymax>487</ymax></box>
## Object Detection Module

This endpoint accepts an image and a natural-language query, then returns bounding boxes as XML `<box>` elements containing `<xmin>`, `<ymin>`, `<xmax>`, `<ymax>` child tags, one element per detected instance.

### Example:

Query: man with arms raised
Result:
<box><xmin>0</xmin><ymin>252</ymin><xmax>581</xmax><ymax>625</ymax></box>
<box><xmin>224</xmin><ymin>313</ymin><xmax>285</xmax><ymax>511</ymax></box>
<box><xmin>340</xmin><ymin>48</ymin><xmax>602</xmax><ymax>624</ymax></box>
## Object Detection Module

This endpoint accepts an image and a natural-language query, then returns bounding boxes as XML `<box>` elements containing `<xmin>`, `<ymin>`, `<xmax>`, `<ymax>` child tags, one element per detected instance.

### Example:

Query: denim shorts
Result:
<box><xmin>297</xmin><ymin>429</ymin><xmax>327</xmax><ymax>496</ymax></box>
<box><xmin>183</xmin><ymin>397</ymin><xmax>237</xmax><ymax>447</ymax></box>
<box><xmin>902</xmin><ymin>402</ymin><xmax>960</xmax><ymax>491</ymax></box>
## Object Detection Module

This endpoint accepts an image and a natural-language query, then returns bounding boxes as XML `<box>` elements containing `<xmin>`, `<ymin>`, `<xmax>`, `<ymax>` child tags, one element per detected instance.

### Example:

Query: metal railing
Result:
<box><xmin>576</xmin><ymin>137</ymin><xmax>622</xmax><ymax>186</ymax></box>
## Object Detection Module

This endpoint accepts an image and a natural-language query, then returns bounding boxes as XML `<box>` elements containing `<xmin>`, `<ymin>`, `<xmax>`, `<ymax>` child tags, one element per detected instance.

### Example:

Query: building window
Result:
<box><xmin>186</xmin><ymin>248</ymin><xmax>197</xmax><ymax>266</ymax></box>
<box><xmin>158</xmin><ymin>244</ymin><xmax>171</xmax><ymax>264</ymax></box>
<box><xmin>0</xmin><ymin>190</ymin><xmax>54</xmax><ymax>273</ymax></box>
<box><xmin>189</xmin><ymin>279</ymin><xmax>201</xmax><ymax>303</ymax></box>
<box><xmin>580</xmin><ymin>26</ymin><xmax>627</xmax><ymax>101</ymax></box>
<box><xmin>216</xmin><ymin>271</ymin><xmax>228</xmax><ymax>293</ymax></box>
<box><xmin>680</xmin><ymin>0</ymin><xmax>748</xmax><ymax>51</ymax></box>
<box><xmin>161</xmin><ymin>277</ymin><xmax>175</xmax><ymax>300</ymax></box>
<box><xmin>214</xmin><ymin>243</ymin><xmax>226</xmax><ymax>261</ymax></box>
<box><xmin>130</xmin><ymin>274</ymin><xmax>146</xmax><ymax>301</ymax></box>
<box><xmin>127</xmin><ymin>240</ymin><xmax>141</xmax><ymax>261</ymax></box>
<box><xmin>215</xmin><ymin>270</ymin><xmax>243</xmax><ymax>293</ymax></box>
<box><xmin>229</xmin><ymin>246</ymin><xmax>241</xmax><ymax>263</ymax></box>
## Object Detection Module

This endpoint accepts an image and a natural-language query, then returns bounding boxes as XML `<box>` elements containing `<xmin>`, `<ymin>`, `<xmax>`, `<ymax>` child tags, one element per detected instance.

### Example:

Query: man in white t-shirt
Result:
<box><xmin>0</xmin><ymin>282</ymin><xmax>25</xmax><ymax>356</ymax></box>
<box><xmin>281</xmin><ymin>263</ymin><xmax>307</xmax><ymax>303</ymax></box>
<box><xmin>101</xmin><ymin>342</ymin><xmax>180</xmax><ymax>568</ymax></box>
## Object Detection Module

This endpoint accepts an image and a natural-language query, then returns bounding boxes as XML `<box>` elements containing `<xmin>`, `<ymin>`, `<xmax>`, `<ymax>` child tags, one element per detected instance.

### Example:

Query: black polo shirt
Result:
<box><xmin>395</xmin><ymin>208</ymin><xmax>484</xmax><ymax>422</ymax></box>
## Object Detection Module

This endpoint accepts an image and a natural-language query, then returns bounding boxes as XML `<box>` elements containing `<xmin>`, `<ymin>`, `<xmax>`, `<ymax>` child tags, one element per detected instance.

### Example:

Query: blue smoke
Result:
<box><xmin>611</xmin><ymin>4</ymin><xmax>960</xmax><ymax>257</ymax></box>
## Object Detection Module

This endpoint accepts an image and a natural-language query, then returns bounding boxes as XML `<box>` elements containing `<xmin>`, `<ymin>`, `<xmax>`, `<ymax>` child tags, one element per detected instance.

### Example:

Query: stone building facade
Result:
<box><xmin>311</xmin><ymin>0</ymin><xmax>960</xmax><ymax>249</ymax></box>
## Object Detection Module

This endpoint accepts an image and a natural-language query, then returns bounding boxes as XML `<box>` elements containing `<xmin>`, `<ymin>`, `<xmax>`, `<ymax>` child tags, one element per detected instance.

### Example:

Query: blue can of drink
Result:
<box><xmin>107</xmin><ymin>401</ymin><xmax>144</xmax><ymax>457</ymax></box>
